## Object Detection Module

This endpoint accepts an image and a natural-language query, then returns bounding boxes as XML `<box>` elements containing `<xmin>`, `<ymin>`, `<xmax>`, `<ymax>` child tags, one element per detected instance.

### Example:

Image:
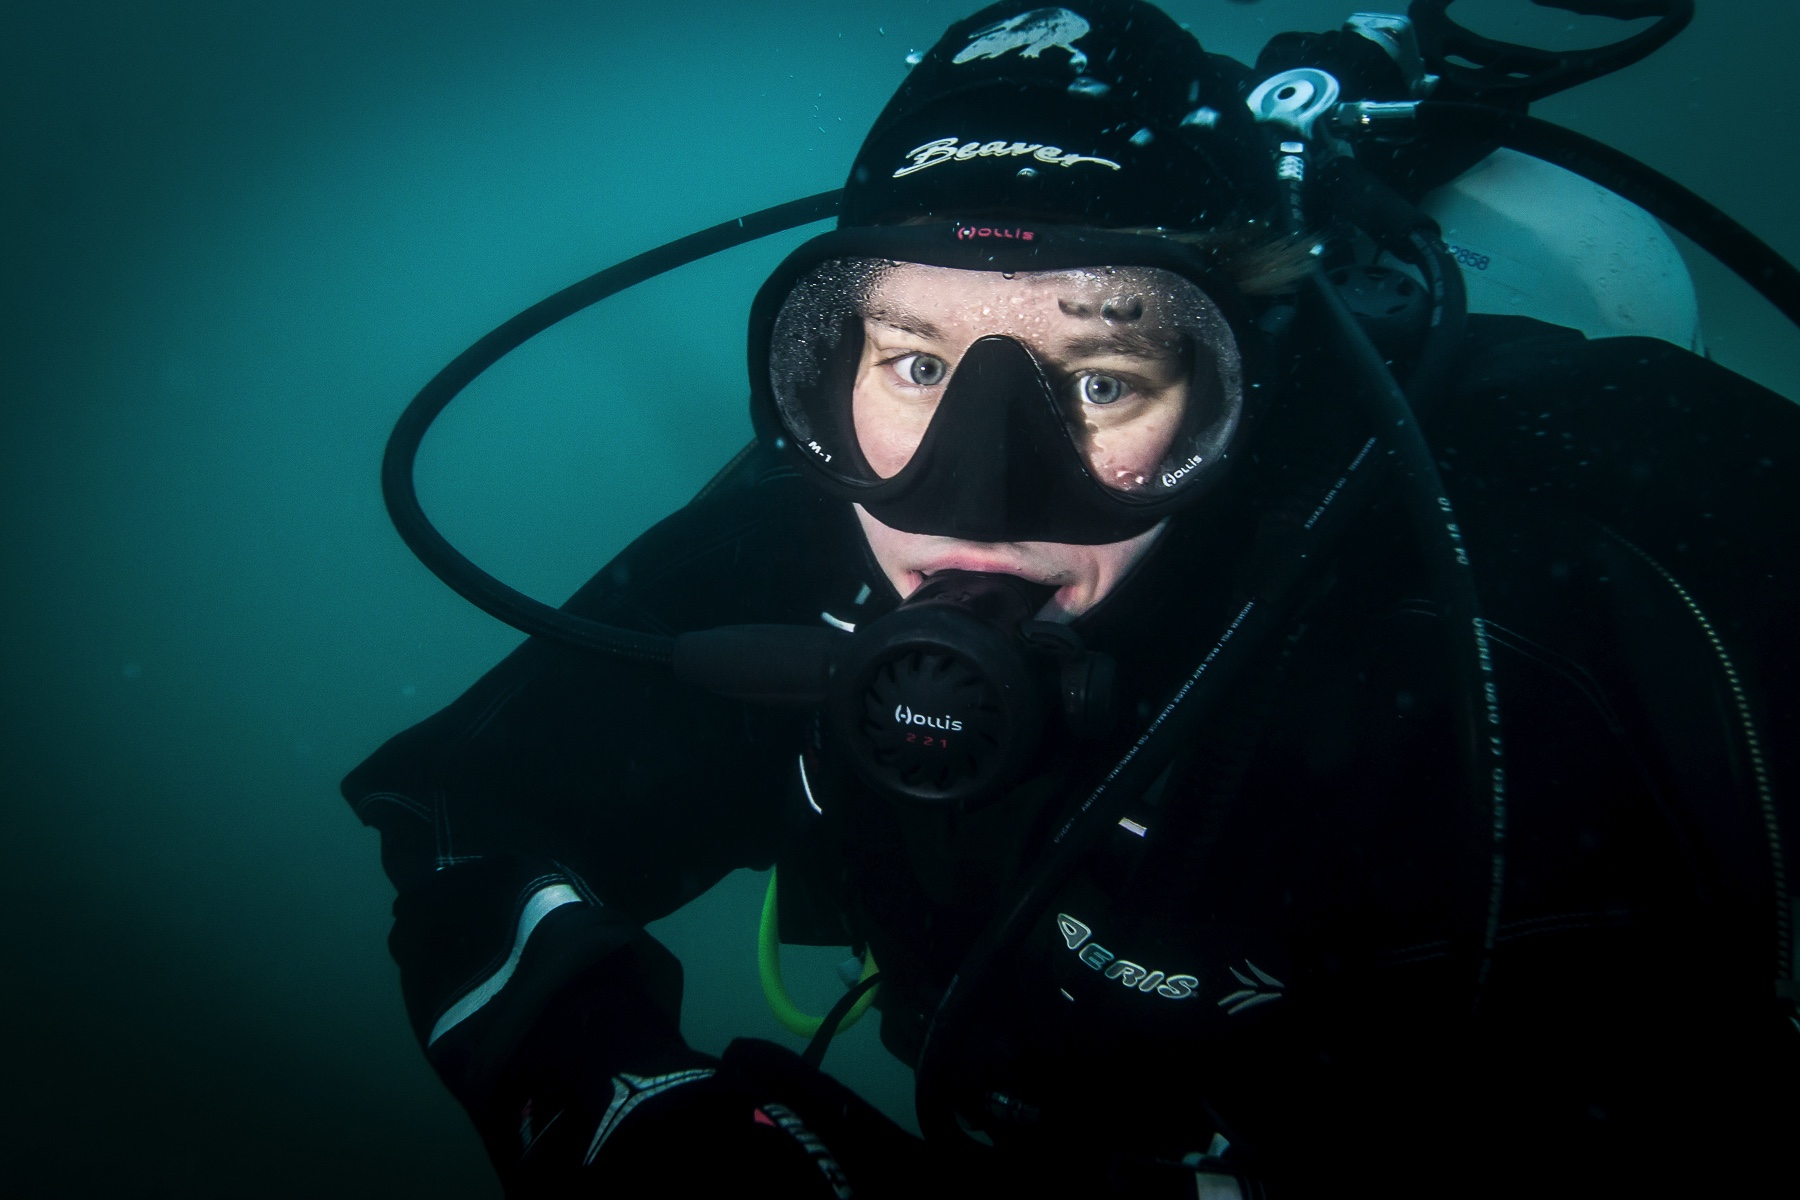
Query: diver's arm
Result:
<box><xmin>345</xmin><ymin>657</ymin><xmax>754</xmax><ymax>1187</ymax></box>
<box><xmin>350</xmin><ymin>651</ymin><xmax>871</xmax><ymax>1194</ymax></box>
<box><xmin>349</xmin><ymin>654</ymin><xmax>917</xmax><ymax>1195</ymax></box>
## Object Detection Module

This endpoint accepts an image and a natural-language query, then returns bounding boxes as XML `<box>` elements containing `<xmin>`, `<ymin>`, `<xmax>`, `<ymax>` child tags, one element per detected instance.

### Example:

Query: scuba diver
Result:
<box><xmin>345</xmin><ymin>2</ymin><xmax>1800</xmax><ymax>1195</ymax></box>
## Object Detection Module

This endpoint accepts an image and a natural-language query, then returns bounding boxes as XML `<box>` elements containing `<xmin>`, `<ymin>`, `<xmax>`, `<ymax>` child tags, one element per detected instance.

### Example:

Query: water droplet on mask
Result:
<box><xmin>1129</xmin><ymin>127</ymin><xmax>1156</xmax><ymax>147</ymax></box>
<box><xmin>1067</xmin><ymin>76</ymin><xmax>1111</xmax><ymax>98</ymax></box>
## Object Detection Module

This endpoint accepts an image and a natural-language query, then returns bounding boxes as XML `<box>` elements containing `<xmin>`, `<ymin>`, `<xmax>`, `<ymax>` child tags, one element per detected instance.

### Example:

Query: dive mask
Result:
<box><xmin>749</xmin><ymin>223</ymin><xmax>1264</xmax><ymax>545</ymax></box>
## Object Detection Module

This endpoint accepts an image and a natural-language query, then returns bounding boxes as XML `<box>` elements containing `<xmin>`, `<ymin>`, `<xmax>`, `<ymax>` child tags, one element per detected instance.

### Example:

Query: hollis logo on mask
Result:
<box><xmin>894</xmin><ymin>703</ymin><xmax>963</xmax><ymax>732</ymax></box>
<box><xmin>957</xmin><ymin>224</ymin><xmax>1036</xmax><ymax>242</ymax></box>
<box><xmin>894</xmin><ymin>137</ymin><xmax>1122</xmax><ymax>179</ymax></box>
<box><xmin>1057</xmin><ymin>914</ymin><xmax>1198</xmax><ymax>999</ymax></box>
<box><xmin>1161</xmin><ymin>454</ymin><xmax>1204</xmax><ymax>488</ymax></box>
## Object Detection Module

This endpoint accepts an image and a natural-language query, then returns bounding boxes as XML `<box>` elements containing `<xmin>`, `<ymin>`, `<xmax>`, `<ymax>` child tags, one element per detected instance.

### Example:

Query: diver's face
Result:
<box><xmin>851</xmin><ymin>263</ymin><xmax>1182</xmax><ymax>618</ymax></box>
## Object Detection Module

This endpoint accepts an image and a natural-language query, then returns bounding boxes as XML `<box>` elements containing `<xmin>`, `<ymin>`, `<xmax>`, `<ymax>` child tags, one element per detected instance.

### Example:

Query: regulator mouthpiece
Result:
<box><xmin>830</xmin><ymin>571</ymin><xmax>1052</xmax><ymax>808</ymax></box>
<box><xmin>673</xmin><ymin>570</ymin><xmax>1117</xmax><ymax>811</ymax></box>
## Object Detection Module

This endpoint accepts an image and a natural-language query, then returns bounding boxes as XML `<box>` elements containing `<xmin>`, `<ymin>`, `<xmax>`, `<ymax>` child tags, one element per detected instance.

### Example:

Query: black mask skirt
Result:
<box><xmin>748</xmin><ymin>223</ymin><xmax>1267</xmax><ymax>546</ymax></box>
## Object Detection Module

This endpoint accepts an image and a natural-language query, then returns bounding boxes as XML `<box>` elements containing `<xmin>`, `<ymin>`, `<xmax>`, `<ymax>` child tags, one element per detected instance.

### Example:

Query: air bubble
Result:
<box><xmin>1016</xmin><ymin>166</ymin><xmax>1038</xmax><ymax>179</ymax></box>
<box><xmin>905</xmin><ymin>50</ymin><xmax>923</xmax><ymax>65</ymax></box>
<box><xmin>1067</xmin><ymin>76</ymin><xmax>1111</xmax><ymax>98</ymax></box>
<box><xmin>1180</xmin><ymin>107</ymin><xmax>1219</xmax><ymax>128</ymax></box>
<box><xmin>1129</xmin><ymin>127</ymin><xmax>1155</xmax><ymax>147</ymax></box>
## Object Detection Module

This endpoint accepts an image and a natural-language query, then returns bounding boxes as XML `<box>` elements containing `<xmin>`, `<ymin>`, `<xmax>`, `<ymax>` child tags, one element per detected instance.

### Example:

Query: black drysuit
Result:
<box><xmin>344</xmin><ymin>318</ymin><xmax>1800</xmax><ymax>1197</ymax></box>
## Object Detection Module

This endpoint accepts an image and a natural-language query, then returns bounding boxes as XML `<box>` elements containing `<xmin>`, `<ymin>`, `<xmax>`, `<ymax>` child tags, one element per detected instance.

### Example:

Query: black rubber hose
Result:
<box><xmin>1317</xmin><ymin>156</ymin><xmax>1469</xmax><ymax>415</ymax></box>
<box><xmin>381</xmin><ymin>189</ymin><xmax>844</xmax><ymax>663</ymax></box>
<box><xmin>1411</xmin><ymin>102</ymin><xmax>1800</xmax><ymax>331</ymax></box>
<box><xmin>1314</xmin><ymin>164</ymin><xmax>1497</xmax><ymax>979</ymax></box>
<box><xmin>1308</xmin><ymin>273</ymin><xmax>1508</xmax><ymax>989</ymax></box>
<box><xmin>801</xmin><ymin>972</ymin><xmax>884</xmax><ymax>1069</ymax></box>
<box><xmin>1401</xmin><ymin>227</ymin><xmax>1469</xmax><ymax>413</ymax></box>
<box><xmin>1390</xmin><ymin>224</ymin><xmax>1492</xmax><ymax>942</ymax></box>
<box><xmin>1410</xmin><ymin>0</ymin><xmax>1693</xmax><ymax>105</ymax></box>
<box><xmin>1348</xmin><ymin>197</ymin><xmax>1492</xmax><ymax>930</ymax></box>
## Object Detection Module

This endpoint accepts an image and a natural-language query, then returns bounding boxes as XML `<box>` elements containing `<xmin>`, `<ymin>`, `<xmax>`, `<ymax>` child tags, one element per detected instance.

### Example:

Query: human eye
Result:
<box><xmin>885</xmin><ymin>351</ymin><xmax>949</xmax><ymax>390</ymax></box>
<box><xmin>1075</xmin><ymin>372</ymin><xmax>1137</xmax><ymax>407</ymax></box>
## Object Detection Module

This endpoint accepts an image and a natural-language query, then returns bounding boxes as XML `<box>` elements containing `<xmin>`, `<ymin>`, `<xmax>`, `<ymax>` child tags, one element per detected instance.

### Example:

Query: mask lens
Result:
<box><xmin>767</xmin><ymin>258</ymin><xmax>1244</xmax><ymax>499</ymax></box>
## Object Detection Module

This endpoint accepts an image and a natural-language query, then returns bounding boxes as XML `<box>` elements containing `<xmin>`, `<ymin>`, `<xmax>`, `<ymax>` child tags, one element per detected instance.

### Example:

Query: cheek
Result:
<box><xmin>1084</xmin><ymin>398</ymin><xmax>1185</xmax><ymax>490</ymax></box>
<box><xmin>1034</xmin><ymin>522</ymin><xmax>1167</xmax><ymax>619</ymax></box>
<box><xmin>852</xmin><ymin>377</ymin><xmax>931</xmax><ymax>479</ymax></box>
<box><xmin>1087</xmin><ymin>534</ymin><xmax>1150</xmax><ymax>577</ymax></box>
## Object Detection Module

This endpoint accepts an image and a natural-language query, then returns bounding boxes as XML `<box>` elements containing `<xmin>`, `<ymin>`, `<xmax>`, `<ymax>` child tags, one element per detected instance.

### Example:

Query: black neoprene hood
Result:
<box><xmin>842</xmin><ymin>1</ymin><xmax>1278</xmax><ymax>231</ymax></box>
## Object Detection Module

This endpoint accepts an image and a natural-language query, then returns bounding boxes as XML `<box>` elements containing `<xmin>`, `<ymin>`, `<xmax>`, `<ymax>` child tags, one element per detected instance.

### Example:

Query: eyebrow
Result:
<box><xmin>1059</xmin><ymin>330</ymin><xmax>1186</xmax><ymax>361</ymax></box>
<box><xmin>862</xmin><ymin>301</ymin><xmax>947</xmax><ymax>342</ymax></box>
<box><xmin>859</xmin><ymin>303</ymin><xmax>1186</xmax><ymax>360</ymax></box>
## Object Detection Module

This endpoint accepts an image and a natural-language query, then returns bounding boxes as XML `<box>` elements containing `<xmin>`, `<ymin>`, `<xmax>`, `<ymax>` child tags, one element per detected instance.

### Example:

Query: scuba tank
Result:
<box><xmin>1421</xmin><ymin>147</ymin><xmax>1703</xmax><ymax>352</ymax></box>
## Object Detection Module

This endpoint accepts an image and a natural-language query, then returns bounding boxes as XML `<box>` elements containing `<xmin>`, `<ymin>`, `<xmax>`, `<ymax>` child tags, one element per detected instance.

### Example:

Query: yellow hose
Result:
<box><xmin>757</xmin><ymin>868</ymin><xmax>879</xmax><ymax>1038</ymax></box>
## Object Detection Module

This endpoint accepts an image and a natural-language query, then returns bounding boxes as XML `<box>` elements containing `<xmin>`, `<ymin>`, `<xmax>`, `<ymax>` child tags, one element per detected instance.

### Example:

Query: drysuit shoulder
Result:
<box><xmin>1436</xmin><ymin>317</ymin><xmax>1799</xmax><ymax>635</ymax></box>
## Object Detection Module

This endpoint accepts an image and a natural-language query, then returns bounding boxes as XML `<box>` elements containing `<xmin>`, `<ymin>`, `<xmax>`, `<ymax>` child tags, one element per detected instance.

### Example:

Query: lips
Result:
<box><xmin>912</xmin><ymin>555</ymin><xmax>1074</xmax><ymax>614</ymax></box>
<box><xmin>917</xmin><ymin>553</ymin><xmax>1044</xmax><ymax>581</ymax></box>
<box><xmin>853</xmin><ymin>504</ymin><xmax>1110</xmax><ymax>621</ymax></box>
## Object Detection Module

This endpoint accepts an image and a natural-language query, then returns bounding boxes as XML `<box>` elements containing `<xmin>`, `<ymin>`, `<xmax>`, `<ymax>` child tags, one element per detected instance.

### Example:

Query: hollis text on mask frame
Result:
<box><xmin>1161</xmin><ymin>453</ymin><xmax>1204</xmax><ymax>488</ymax></box>
<box><xmin>894</xmin><ymin>703</ymin><xmax>963</xmax><ymax>732</ymax></box>
<box><xmin>957</xmin><ymin>224</ymin><xmax>1035</xmax><ymax>241</ymax></box>
<box><xmin>894</xmin><ymin>136</ymin><xmax>1122</xmax><ymax>179</ymax></box>
<box><xmin>1058</xmin><ymin>914</ymin><xmax>1199</xmax><ymax>1000</ymax></box>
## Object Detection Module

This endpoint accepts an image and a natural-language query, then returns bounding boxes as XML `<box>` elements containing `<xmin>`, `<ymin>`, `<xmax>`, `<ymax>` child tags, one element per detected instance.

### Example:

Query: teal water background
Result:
<box><xmin>3</xmin><ymin>2</ymin><xmax>1796</xmax><ymax>1195</ymax></box>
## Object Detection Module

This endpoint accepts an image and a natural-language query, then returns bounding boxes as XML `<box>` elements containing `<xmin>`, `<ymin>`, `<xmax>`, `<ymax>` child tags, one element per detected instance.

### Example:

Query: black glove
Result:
<box><xmin>502</xmin><ymin>1038</ymin><xmax>933</xmax><ymax>1198</ymax></box>
<box><xmin>574</xmin><ymin>1056</ymin><xmax>854</xmax><ymax>1197</ymax></box>
<box><xmin>473</xmin><ymin>942</ymin><xmax>940</xmax><ymax>1198</ymax></box>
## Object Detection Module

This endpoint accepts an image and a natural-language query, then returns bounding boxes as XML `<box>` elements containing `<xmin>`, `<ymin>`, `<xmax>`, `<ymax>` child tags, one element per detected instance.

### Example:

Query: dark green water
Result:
<box><xmin>2</xmin><ymin>2</ymin><xmax>1794</xmax><ymax>1195</ymax></box>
